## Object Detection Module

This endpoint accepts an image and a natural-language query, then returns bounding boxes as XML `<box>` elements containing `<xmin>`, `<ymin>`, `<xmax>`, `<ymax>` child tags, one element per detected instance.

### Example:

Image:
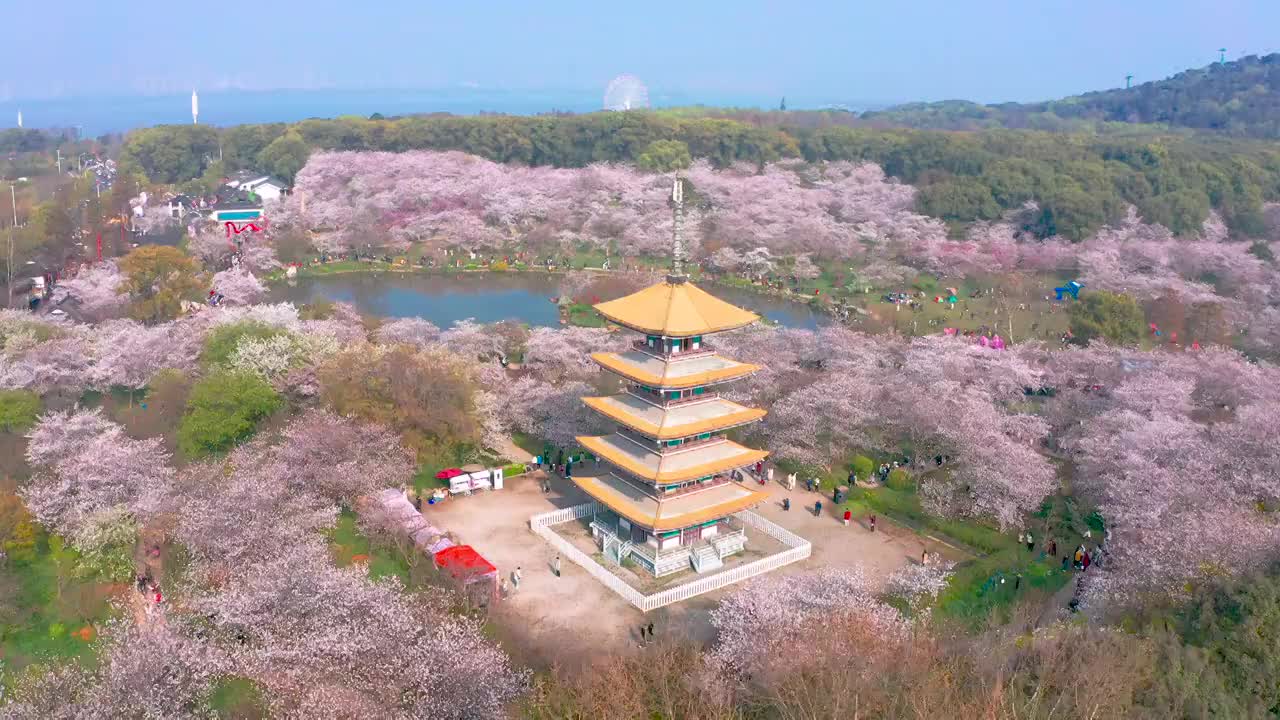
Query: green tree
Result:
<box><xmin>120</xmin><ymin>125</ymin><xmax>220</xmax><ymax>183</ymax></box>
<box><xmin>636</xmin><ymin>140</ymin><xmax>692</xmax><ymax>173</ymax></box>
<box><xmin>117</xmin><ymin>245</ymin><xmax>206</xmax><ymax>324</ymax></box>
<box><xmin>0</xmin><ymin>390</ymin><xmax>40</xmax><ymax>432</ymax></box>
<box><xmin>1068</xmin><ymin>290</ymin><xmax>1145</xmax><ymax>345</ymax></box>
<box><xmin>178</xmin><ymin>370</ymin><xmax>282</xmax><ymax>458</ymax></box>
<box><xmin>201</xmin><ymin>320</ymin><xmax>288</xmax><ymax>366</ymax></box>
<box><xmin>256</xmin><ymin>131</ymin><xmax>311</xmax><ymax>184</ymax></box>
<box><xmin>34</xmin><ymin>201</ymin><xmax>75</xmax><ymax>247</ymax></box>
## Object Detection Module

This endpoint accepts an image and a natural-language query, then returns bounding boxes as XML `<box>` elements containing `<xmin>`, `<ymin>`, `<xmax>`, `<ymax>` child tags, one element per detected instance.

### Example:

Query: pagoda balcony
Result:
<box><xmin>658</xmin><ymin>474</ymin><xmax>733</xmax><ymax>497</ymax></box>
<box><xmin>631</xmin><ymin>340</ymin><xmax>718</xmax><ymax>361</ymax></box>
<box><xmin>626</xmin><ymin>387</ymin><xmax>721</xmax><ymax>408</ymax></box>
<box><xmin>616</xmin><ymin>428</ymin><xmax>729</xmax><ymax>455</ymax></box>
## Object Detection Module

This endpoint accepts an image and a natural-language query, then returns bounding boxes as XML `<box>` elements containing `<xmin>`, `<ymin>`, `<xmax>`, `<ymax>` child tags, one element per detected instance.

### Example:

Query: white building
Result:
<box><xmin>225</xmin><ymin>170</ymin><xmax>289</xmax><ymax>203</ymax></box>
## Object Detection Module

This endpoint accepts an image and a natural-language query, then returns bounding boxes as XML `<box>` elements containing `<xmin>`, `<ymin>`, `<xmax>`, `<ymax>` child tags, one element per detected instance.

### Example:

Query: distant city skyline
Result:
<box><xmin>2</xmin><ymin>0</ymin><xmax>1278</xmax><ymax>106</ymax></box>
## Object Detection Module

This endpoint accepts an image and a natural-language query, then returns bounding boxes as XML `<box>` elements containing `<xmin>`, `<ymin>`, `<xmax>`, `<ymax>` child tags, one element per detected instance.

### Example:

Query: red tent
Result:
<box><xmin>433</xmin><ymin>545</ymin><xmax>498</xmax><ymax>585</ymax></box>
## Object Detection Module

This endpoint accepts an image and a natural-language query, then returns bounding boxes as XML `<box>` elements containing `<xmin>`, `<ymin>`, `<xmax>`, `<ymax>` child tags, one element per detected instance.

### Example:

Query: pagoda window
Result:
<box><xmin>698</xmin><ymin>432</ymin><xmax>711</xmax><ymax>440</ymax></box>
<box><xmin>647</xmin><ymin>335</ymin><xmax>659</xmax><ymax>347</ymax></box>
<box><xmin>666</xmin><ymin>390</ymin><xmax>680</xmax><ymax>401</ymax></box>
<box><xmin>692</xmin><ymin>335</ymin><xmax>702</xmax><ymax>349</ymax></box>
<box><xmin>692</xmin><ymin>386</ymin><xmax>705</xmax><ymax>396</ymax></box>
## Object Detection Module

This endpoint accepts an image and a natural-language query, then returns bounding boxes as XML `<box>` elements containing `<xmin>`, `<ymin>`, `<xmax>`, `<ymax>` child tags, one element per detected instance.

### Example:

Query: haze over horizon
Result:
<box><xmin>2</xmin><ymin>0</ymin><xmax>1278</xmax><ymax>107</ymax></box>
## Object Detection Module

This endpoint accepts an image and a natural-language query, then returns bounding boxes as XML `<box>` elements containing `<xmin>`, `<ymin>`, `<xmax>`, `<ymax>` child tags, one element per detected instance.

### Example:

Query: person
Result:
<box><xmin>1062</xmin><ymin>556</ymin><xmax>1070</xmax><ymax>571</ymax></box>
<box><xmin>783</xmin><ymin>497</ymin><xmax>790</xmax><ymax>511</ymax></box>
<box><xmin>848</xmin><ymin>469</ymin><xmax>857</xmax><ymax>486</ymax></box>
<box><xmin>1014</xmin><ymin>573</ymin><xmax>1022</xmax><ymax>591</ymax></box>
<box><xmin>1026</xmin><ymin>532</ymin><xmax>1034</xmax><ymax>552</ymax></box>
<box><xmin>1018</xmin><ymin>532</ymin><xmax>1025</xmax><ymax>545</ymax></box>
<box><xmin>843</xmin><ymin>509</ymin><xmax>852</xmax><ymax>526</ymax></box>
<box><xmin>814</xmin><ymin>500</ymin><xmax>823</xmax><ymax>517</ymax></box>
<box><xmin>1048</xmin><ymin>539</ymin><xmax>1057</xmax><ymax>557</ymax></box>
<box><xmin>499</xmin><ymin>578</ymin><xmax>509</xmax><ymax>598</ymax></box>
<box><xmin>921</xmin><ymin>548</ymin><xmax>929</xmax><ymax>565</ymax></box>
<box><xmin>647</xmin><ymin>622</ymin><xmax>655</xmax><ymax>641</ymax></box>
<box><xmin>639</xmin><ymin>624</ymin><xmax>648</xmax><ymax>643</ymax></box>
<box><xmin>412</xmin><ymin>494</ymin><xmax>422</xmax><ymax>511</ymax></box>
<box><xmin>869</xmin><ymin>514</ymin><xmax>877</xmax><ymax>532</ymax></box>
<box><xmin>552</xmin><ymin>555</ymin><xmax>561</xmax><ymax>577</ymax></box>
<box><xmin>767</xmin><ymin>467</ymin><xmax>774</xmax><ymax>484</ymax></box>
<box><xmin>1073</xmin><ymin>546</ymin><xmax>1084</xmax><ymax>570</ymax></box>
<box><xmin>512</xmin><ymin>566</ymin><xmax>522</xmax><ymax>590</ymax></box>
<box><xmin>1081</xmin><ymin>550</ymin><xmax>1091</xmax><ymax>571</ymax></box>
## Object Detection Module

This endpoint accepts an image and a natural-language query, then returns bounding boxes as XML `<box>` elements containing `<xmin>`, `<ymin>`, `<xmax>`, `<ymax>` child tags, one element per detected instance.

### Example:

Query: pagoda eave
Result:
<box><xmin>593</xmin><ymin>281</ymin><xmax>761</xmax><ymax>338</ymax></box>
<box><xmin>582</xmin><ymin>395</ymin><xmax>767</xmax><ymax>440</ymax></box>
<box><xmin>577</xmin><ymin>434</ymin><xmax>769</xmax><ymax>484</ymax></box>
<box><xmin>572</xmin><ymin>472</ymin><xmax>768</xmax><ymax>532</ymax></box>
<box><xmin>591</xmin><ymin>352</ymin><xmax>760</xmax><ymax>390</ymax></box>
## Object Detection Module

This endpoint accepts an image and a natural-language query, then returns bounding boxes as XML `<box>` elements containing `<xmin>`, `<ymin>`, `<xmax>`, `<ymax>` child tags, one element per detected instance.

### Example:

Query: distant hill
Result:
<box><xmin>861</xmin><ymin>54</ymin><xmax>1280</xmax><ymax>138</ymax></box>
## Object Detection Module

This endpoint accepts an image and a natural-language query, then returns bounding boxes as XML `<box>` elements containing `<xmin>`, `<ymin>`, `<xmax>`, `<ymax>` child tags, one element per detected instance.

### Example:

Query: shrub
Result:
<box><xmin>178</xmin><ymin>370</ymin><xmax>282</xmax><ymax>458</ymax></box>
<box><xmin>886</xmin><ymin>468</ymin><xmax>914</xmax><ymax>491</ymax></box>
<box><xmin>851</xmin><ymin>455</ymin><xmax>875</xmax><ymax>480</ymax></box>
<box><xmin>201</xmin><ymin>320</ymin><xmax>288</xmax><ymax>366</ymax></box>
<box><xmin>0</xmin><ymin>389</ymin><xmax>40</xmax><ymax>432</ymax></box>
<box><xmin>72</xmin><ymin>507</ymin><xmax>139</xmax><ymax>581</ymax></box>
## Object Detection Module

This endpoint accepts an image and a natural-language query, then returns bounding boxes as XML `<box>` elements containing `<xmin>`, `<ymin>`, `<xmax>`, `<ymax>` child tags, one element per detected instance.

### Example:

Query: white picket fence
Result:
<box><xmin>529</xmin><ymin>502</ymin><xmax>647</xmax><ymax>608</ymax></box>
<box><xmin>529</xmin><ymin>503</ymin><xmax>811</xmax><ymax>613</ymax></box>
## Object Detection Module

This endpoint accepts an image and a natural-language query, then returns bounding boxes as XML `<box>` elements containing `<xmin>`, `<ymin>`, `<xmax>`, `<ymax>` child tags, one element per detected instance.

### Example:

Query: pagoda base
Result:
<box><xmin>589</xmin><ymin>509</ymin><xmax>748</xmax><ymax>577</ymax></box>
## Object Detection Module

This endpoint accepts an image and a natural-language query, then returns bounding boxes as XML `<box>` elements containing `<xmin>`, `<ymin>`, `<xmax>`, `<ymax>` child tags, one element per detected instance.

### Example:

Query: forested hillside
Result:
<box><xmin>863</xmin><ymin>53</ymin><xmax>1280</xmax><ymax>138</ymax></box>
<box><xmin>122</xmin><ymin>113</ymin><xmax>1280</xmax><ymax>243</ymax></box>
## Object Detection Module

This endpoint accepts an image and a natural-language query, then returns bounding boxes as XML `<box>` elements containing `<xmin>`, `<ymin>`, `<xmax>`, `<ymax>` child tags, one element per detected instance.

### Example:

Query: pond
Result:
<box><xmin>268</xmin><ymin>272</ymin><xmax>831</xmax><ymax>330</ymax></box>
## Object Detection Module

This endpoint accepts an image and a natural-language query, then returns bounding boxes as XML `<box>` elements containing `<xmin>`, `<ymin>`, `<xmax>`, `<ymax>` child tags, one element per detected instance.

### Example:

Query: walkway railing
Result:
<box><xmin>529</xmin><ymin>504</ymin><xmax>811</xmax><ymax>613</ymax></box>
<box><xmin>529</xmin><ymin>502</ymin><xmax>647</xmax><ymax>608</ymax></box>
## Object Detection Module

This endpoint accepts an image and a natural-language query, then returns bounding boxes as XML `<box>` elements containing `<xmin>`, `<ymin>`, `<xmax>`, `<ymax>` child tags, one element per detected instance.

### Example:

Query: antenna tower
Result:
<box><xmin>668</xmin><ymin>175</ymin><xmax>686</xmax><ymax>282</ymax></box>
<box><xmin>1125</xmin><ymin>74</ymin><xmax>1133</xmax><ymax>88</ymax></box>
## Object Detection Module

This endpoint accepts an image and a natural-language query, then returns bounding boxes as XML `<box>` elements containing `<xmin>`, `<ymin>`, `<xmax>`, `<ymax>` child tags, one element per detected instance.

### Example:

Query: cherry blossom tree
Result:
<box><xmin>21</xmin><ymin>409</ymin><xmax>173</xmax><ymax>536</ymax></box>
<box><xmin>187</xmin><ymin>545</ymin><xmax>526</xmax><ymax>719</ymax></box>
<box><xmin>273</xmin><ymin>408</ymin><xmax>416</xmax><ymax>503</ymax></box>
<box><xmin>48</xmin><ymin>262</ymin><xmax>128</xmax><ymax>321</ymax></box>
<box><xmin>708</xmin><ymin>568</ymin><xmax>907</xmax><ymax>681</ymax></box>
<box><xmin>211</xmin><ymin>266</ymin><xmax>267</xmax><ymax>305</ymax></box>
<box><xmin>1</xmin><ymin>621</ymin><xmax>231</xmax><ymax>720</ymax></box>
<box><xmin>374</xmin><ymin>317</ymin><xmax>441</xmax><ymax>347</ymax></box>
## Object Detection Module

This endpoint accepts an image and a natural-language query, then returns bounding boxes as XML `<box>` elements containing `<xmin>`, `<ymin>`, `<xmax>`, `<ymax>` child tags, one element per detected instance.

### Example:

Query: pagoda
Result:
<box><xmin>573</xmin><ymin>177</ymin><xmax>770</xmax><ymax>576</ymax></box>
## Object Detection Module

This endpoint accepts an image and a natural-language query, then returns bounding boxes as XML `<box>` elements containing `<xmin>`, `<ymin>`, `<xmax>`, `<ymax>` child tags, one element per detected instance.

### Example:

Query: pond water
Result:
<box><xmin>268</xmin><ymin>272</ymin><xmax>830</xmax><ymax>330</ymax></box>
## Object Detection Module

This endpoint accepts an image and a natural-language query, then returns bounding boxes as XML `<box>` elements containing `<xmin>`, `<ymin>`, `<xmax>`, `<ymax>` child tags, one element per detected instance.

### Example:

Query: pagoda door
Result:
<box><xmin>681</xmin><ymin>525</ymin><xmax>702</xmax><ymax>545</ymax></box>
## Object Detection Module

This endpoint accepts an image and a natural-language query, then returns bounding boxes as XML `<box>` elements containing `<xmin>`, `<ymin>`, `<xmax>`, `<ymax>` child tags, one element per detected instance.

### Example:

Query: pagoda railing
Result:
<box><xmin>631</xmin><ymin>340</ymin><xmax>717</xmax><ymax>360</ymax></box>
<box><xmin>627</xmin><ymin>388</ymin><xmax>722</xmax><ymax>407</ymax></box>
<box><xmin>530</xmin><ymin>504</ymin><xmax>810</xmax><ymax>613</ymax></box>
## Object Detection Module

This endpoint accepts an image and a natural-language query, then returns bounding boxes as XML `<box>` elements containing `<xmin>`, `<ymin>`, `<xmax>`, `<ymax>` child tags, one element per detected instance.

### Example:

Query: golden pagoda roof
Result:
<box><xmin>591</xmin><ymin>351</ymin><xmax>759</xmax><ymax>389</ymax></box>
<box><xmin>583</xmin><ymin>394</ymin><xmax>766</xmax><ymax>440</ymax></box>
<box><xmin>577</xmin><ymin>434</ymin><xmax>768</xmax><ymax>485</ymax></box>
<box><xmin>594</xmin><ymin>281</ymin><xmax>760</xmax><ymax>337</ymax></box>
<box><xmin>573</xmin><ymin>472</ymin><xmax>767</xmax><ymax>532</ymax></box>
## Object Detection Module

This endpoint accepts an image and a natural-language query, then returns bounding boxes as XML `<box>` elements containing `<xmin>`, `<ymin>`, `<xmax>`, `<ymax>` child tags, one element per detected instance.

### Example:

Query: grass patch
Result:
<box><xmin>0</xmin><ymin>390</ymin><xmax>40</xmax><ymax>433</ymax></box>
<box><xmin>565</xmin><ymin>302</ymin><xmax>604</xmax><ymax>327</ymax></box>
<box><xmin>935</xmin><ymin>547</ymin><xmax>1071</xmax><ymax>626</ymax></box>
<box><xmin>329</xmin><ymin>508</ymin><xmax>413</xmax><ymax>586</ymax></box>
<box><xmin>510</xmin><ymin>431</ymin><xmax>548</xmax><ymax>459</ymax></box>
<box><xmin>209</xmin><ymin>676</ymin><xmax>269</xmax><ymax>719</ymax></box>
<box><xmin>0</xmin><ymin>529</ymin><xmax>119</xmax><ymax>682</ymax></box>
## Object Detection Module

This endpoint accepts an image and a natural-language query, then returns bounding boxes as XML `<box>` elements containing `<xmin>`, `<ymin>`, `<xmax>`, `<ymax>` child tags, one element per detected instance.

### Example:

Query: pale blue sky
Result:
<box><xmin>3</xmin><ymin>0</ymin><xmax>1278</xmax><ymax>104</ymax></box>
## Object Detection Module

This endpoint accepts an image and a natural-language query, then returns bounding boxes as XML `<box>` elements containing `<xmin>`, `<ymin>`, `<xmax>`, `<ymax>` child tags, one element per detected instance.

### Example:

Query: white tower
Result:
<box><xmin>191</xmin><ymin>89</ymin><xmax>199</xmax><ymax>125</ymax></box>
<box><xmin>16</xmin><ymin>110</ymin><xmax>21</xmax><ymax>128</ymax></box>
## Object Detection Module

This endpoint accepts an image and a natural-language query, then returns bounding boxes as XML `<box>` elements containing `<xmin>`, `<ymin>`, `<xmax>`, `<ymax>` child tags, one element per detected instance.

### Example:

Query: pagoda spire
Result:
<box><xmin>668</xmin><ymin>175</ymin><xmax>687</xmax><ymax>283</ymax></box>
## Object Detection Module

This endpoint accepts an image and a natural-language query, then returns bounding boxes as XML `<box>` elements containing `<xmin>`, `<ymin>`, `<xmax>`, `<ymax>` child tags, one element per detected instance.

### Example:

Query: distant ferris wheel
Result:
<box><xmin>603</xmin><ymin>74</ymin><xmax>650</xmax><ymax>111</ymax></box>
